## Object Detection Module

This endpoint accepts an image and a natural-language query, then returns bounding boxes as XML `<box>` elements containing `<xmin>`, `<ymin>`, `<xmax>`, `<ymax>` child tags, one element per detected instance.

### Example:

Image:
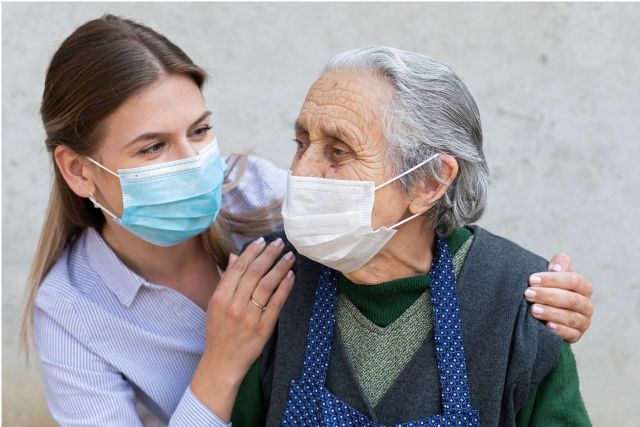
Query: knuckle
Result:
<box><xmin>256</xmin><ymin>322</ymin><xmax>272</xmax><ymax>337</ymax></box>
<box><xmin>568</xmin><ymin>291</ymin><xmax>581</xmax><ymax>309</ymax></box>
<box><xmin>568</xmin><ymin>273</ymin><xmax>580</xmax><ymax>290</ymax></box>
<box><xmin>257</xmin><ymin>277</ymin><xmax>275</xmax><ymax>292</ymax></box>
<box><xmin>567</xmin><ymin>312</ymin><xmax>582</xmax><ymax>329</ymax></box>
<box><xmin>247</xmin><ymin>262</ymin><xmax>264</xmax><ymax>276</ymax></box>
<box><xmin>226</xmin><ymin>304</ymin><xmax>243</xmax><ymax>321</ymax></box>
<box><xmin>585</xmin><ymin>280</ymin><xmax>594</xmax><ymax>297</ymax></box>
<box><xmin>232</xmin><ymin>259</ymin><xmax>248</xmax><ymax>273</ymax></box>
<box><xmin>243</xmin><ymin>316</ymin><xmax>258</xmax><ymax>332</ymax></box>
<box><xmin>568</xmin><ymin>329</ymin><xmax>581</xmax><ymax>343</ymax></box>
<box><xmin>210</xmin><ymin>291</ymin><xmax>225</xmax><ymax>308</ymax></box>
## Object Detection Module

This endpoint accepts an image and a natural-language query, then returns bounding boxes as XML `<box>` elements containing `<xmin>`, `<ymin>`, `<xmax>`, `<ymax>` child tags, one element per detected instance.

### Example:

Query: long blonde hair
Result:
<box><xmin>21</xmin><ymin>15</ymin><xmax>282</xmax><ymax>355</ymax></box>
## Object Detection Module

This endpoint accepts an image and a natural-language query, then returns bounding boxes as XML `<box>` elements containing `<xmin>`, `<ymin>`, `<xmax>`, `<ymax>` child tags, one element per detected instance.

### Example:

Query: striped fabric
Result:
<box><xmin>33</xmin><ymin>155</ymin><xmax>286</xmax><ymax>426</ymax></box>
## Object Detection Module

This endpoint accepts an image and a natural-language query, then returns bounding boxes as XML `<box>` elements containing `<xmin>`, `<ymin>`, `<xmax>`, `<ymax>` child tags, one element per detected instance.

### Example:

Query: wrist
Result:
<box><xmin>190</xmin><ymin>353</ymin><xmax>244</xmax><ymax>422</ymax></box>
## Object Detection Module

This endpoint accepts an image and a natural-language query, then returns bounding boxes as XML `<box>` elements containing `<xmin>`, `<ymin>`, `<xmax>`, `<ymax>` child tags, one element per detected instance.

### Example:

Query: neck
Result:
<box><xmin>343</xmin><ymin>216</ymin><xmax>436</xmax><ymax>285</ymax></box>
<box><xmin>100</xmin><ymin>219</ymin><xmax>216</xmax><ymax>288</ymax></box>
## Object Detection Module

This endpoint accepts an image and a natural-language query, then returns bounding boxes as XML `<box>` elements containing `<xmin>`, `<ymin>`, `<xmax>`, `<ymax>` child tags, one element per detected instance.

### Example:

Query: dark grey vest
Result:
<box><xmin>259</xmin><ymin>226</ymin><xmax>561</xmax><ymax>427</ymax></box>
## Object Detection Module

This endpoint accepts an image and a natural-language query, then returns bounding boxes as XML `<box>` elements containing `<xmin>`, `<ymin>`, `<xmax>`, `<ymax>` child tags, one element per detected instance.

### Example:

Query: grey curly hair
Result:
<box><xmin>323</xmin><ymin>46</ymin><xmax>490</xmax><ymax>236</ymax></box>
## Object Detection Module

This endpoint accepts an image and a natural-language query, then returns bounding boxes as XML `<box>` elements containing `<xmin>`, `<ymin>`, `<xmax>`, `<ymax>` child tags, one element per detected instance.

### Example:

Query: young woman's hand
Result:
<box><xmin>190</xmin><ymin>236</ymin><xmax>295</xmax><ymax>421</ymax></box>
<box><xmin>525</xmin><ymin>253</ymin><xmax>594</xmax><ymax>343</ymax></box>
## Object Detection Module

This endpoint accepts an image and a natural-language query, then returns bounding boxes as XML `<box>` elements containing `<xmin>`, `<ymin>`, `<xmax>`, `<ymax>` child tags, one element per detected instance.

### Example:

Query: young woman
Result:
<box><xmin>23</xmin><ymin>15</ymin><xmax>594</xmax><ymax>426</ymax></box>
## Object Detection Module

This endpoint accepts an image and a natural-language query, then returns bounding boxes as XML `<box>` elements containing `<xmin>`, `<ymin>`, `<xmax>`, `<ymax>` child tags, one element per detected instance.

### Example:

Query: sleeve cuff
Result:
<box><xmin>170</xmin><ymin>386</ymin><xmax>231</xmax><ymax>427</ymax></box>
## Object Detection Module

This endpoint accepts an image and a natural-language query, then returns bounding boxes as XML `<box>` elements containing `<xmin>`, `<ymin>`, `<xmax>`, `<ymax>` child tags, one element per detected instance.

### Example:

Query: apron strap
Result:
<box><xmin>300</xmin><ymin>267</ymin><xmax>339</xmax><ymax>385</ymax></box>
<box><xmin>429</xmin><ymin>236</ymin><xmax>475</xmax><ymax>413</ymax></box>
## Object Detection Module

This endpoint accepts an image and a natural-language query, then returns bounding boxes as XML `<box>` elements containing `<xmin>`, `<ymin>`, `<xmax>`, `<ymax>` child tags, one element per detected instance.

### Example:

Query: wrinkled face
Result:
<box><xmin>87</xmin><ymin>73</ymin><xmax>215</xmax><ymax>217</ymax></box>
<box><xmin>292</xmin><ymin>71</ymin><xmax>412</xmax><ymax>229</ymax></box>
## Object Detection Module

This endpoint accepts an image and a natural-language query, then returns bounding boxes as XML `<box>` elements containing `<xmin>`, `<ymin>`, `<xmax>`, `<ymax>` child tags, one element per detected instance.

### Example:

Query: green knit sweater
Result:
<box><xmin>230</xmin><ymin>228</ymin><xmax>590</xmax><ymax>426</ymax></box>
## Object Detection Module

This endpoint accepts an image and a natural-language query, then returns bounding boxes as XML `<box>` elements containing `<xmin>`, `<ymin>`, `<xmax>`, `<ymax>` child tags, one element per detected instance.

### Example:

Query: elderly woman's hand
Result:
<box><xmin>524</xmin><ymin>253</ymin><xmax>594</xmax><ymax>343</ymax></box>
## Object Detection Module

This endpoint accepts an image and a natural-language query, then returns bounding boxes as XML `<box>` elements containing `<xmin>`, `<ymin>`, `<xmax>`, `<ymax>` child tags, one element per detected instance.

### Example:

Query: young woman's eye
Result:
<box><xmin>192</xmin><ymin>125</ymin><xmax>212</xmax><ymax>138</ymax></box>
<box><xmin>140</xmin><ymin>141</ymin><xmax>166</xmax><ymax>156</ymax></box>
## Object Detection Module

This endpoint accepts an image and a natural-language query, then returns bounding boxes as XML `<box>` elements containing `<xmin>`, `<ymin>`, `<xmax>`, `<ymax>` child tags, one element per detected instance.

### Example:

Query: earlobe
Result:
<box><xmin>54</xmin><ymin>145</ymin><xmax>94</xmax><ymax>198</ymax></box>
<box><xmin>408</xmin><ymin>154</ymin><xmax>458</xmax><ymax>215</ymax></box>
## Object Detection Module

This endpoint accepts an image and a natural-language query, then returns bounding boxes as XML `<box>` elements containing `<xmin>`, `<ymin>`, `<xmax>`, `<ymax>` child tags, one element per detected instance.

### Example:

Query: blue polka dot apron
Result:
<box><xmin>281</xmin><ymin>236</ymin><xmax>481</xmax><ymax>426</ymax></box>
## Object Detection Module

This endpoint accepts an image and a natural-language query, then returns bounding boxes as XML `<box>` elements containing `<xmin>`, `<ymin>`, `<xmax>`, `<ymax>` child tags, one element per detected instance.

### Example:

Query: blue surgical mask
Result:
<box><xmin>87</xmin><ymin>138</ymin><xmax>227</xmax><ymax>247</ymax></box>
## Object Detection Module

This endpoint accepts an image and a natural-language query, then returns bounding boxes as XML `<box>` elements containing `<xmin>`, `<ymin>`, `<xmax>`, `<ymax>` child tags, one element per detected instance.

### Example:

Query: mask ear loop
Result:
<box><xmin>86</xmin><ymin>157</ymin><xmax>119</xmax><ymax>177</ymax></box>
<box><xmin>88</xmin><ymin>192</ymin><xmax>119</xmax><ymax>221</ymax></box>
<box><xmin>374</xmin><ymin>153</ymin><xmax>441</xmax><ymax>229</ymax></box>
<box><xmin>374</xmin><ymin>153</ymin><xmax>440</xmax><ymax>191</ymax></box>
<box><xmin>389</xmin><ymin>211</ymin><xmax>426</xmax><ymax>229</ymax></box>
<box><xmin>85</xmin><ymin>157</ymin><xmax>120</xmax><ymax>220</ymax></box>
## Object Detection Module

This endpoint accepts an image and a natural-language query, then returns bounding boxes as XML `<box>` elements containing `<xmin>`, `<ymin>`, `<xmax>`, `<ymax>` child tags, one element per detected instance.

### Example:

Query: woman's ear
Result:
<box><xmin>408</xmin><ymin>154</ymin><xmax>458</xmax><ymax>215</ymax></box>
<box><xmin>54</xmin><ymin>145</ymin><xmax>95</xmax><ymax>198</ymax></box>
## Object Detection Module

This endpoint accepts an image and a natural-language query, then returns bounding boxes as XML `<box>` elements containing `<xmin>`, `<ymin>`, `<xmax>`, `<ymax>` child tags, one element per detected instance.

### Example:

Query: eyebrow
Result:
<box><xmin>293</xmin><ymin>120</ymin><xmax>308</xmax><ymax>135</ymax></box>
<box><xmin>123</xmin><ymin>111</ymin><xmax>212</xmax><ymax>149</ymax></box>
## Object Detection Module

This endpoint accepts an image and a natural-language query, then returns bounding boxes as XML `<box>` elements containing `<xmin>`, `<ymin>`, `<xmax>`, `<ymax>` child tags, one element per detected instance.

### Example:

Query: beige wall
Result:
<box><xmin>3</xmin><ymin>2</ymin><xmax>640</xmax><ymax>426</ymax></box>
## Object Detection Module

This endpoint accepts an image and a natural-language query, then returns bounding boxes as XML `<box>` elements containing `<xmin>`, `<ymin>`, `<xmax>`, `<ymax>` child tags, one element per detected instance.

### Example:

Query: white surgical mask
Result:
<box><xmin>282</xmin><ymin>153</ymin><xmax>440</xmax><ymax>273</ymax></box>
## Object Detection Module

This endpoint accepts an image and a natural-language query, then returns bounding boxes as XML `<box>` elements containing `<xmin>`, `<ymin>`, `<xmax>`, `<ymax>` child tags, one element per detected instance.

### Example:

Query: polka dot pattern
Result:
<box><xmin>281</xmin><ymin>237</ymin><xmax>481</xmax><ymax>426</ymax></box>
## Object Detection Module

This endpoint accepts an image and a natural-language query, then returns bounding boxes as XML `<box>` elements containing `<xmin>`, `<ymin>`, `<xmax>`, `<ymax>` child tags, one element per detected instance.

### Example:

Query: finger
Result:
<box><xmin>250</xmin><ymin>251</ymin><xmax>296</xmax><ymax>313</ymax></box>
<box><xmin>546</xmin><ymin>322</ymin><xmax>581</xmax><ymax>343</ymax></box>
<box><xmin>529</xmin><ymin>303</ymin><xmax>590</xmax><ymax>334</ymax></box>
<box><xmin>233</xmin><ymin>238</ymin><xmax>285</xmax><ymax>303</ymax></box>
<box><xmin>228</xmin><ymin>253</ymin><xmax>238</xmax><ymax>269</ymax></box>
<box><xmin>524</xmin><ymin>286</ymin><xmax>594</xmax><ymax>317</ymax></box>
<box><xmin>260</xmin><ymin>270</ymin><xmax>295</xmax><ymax>329</ymax></box>
<box><xmin>216</xmin><ymin>237</ymin><xmax>266</xmax><ymax>298</ymax></box>
<box><xmin>548</xmin><ymin>252</ymin><xmax>572</xmax><ymax>273</ymax></box>
<box><xmin>528</xmin><ymin>271</ymin><xmax>593</xmax><ymax>298</ymax></box>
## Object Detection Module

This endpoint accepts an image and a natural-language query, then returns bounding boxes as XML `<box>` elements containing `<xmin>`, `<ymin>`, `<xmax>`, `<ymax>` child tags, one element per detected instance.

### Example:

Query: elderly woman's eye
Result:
<box><xmin>331</xmin><ymin>143</ymin><xmax>352</xmax><ymax>158</ymax></box>
<box><xmin>293</xmin><ymin>139</ymin><xmax>306</xmax><ymax>151</ymax></box>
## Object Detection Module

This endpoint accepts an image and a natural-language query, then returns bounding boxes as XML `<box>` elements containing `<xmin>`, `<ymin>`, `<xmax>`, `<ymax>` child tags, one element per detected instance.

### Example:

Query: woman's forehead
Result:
<box><xmin>98</xmin><ymin>74</ymin><xmax>207</xmax><ymax>147</ymax></box>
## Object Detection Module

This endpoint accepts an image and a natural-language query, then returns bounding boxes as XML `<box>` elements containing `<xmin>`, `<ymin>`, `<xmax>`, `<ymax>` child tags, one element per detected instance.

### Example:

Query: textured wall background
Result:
<box><xmin>3</xmin><ymin>2</ymin><xmax>639</xmax><ymax>426</ymax></box>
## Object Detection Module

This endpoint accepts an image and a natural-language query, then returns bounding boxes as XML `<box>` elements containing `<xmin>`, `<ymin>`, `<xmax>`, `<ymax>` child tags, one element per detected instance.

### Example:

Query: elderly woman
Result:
<box><xmin>230</xmin><ymin>47</ymin><xmax>590</xmax><ymax>426</ymax></box>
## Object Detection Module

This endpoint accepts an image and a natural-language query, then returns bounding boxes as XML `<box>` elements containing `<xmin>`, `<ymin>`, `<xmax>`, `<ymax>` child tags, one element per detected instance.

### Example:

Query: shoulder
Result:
<box><xmin>466</xmin><ymin>226</ymin><xmax>549</xmax><ymax>279</ymax></box>
<box><xmin>222</xmin><ymin>154</ymin><xmax>287</xmax><ymax>214</ymax></box>
<box><xmin>37</xmin><ymin>234</ymin><xmax>95</xmax><ymax>305</ymax></box>
<box><xmin>461</xmin><ymin>225</ymin><xmax>552</xmax><ymax>307</ymax></box>
<box><xmin>34</xmin><ymin>232</ymin><xmax>100</xmax><ymax>343</ymax></box>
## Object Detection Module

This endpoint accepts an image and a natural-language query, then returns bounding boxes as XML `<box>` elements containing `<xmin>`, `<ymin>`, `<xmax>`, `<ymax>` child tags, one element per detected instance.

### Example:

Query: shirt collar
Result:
<box><xmin>84</xmin><ymin>227</ymin><xmax>145</xmax><ymax>307</ymax></box>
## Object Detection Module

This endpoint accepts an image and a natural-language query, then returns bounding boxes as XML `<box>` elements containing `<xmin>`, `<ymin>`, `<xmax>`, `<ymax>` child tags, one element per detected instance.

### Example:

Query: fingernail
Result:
<box><xmin>287</xmin><ymin>270</ymin><xmax>295</xmax><ymax>279</ymax></box>
<box><xmin>284</xmin><ymin>251</ymin><xmax>295</xmax><ymax>261</ymax></box>
<box><xmin>529</xmin><ymin>275</ymin><xmax>542</xmax><ymax>285</ymax></box>
<box><xmin>547</xmin><ymin>322</ymin><xmax>558</xmax><ymax>331</ymax></box>
<box><xmin>255</xmin><ymin>237</ymin><xmax>265</xmax><ymax>245</ymax></box>
<box><xmin>524</xmin><ymin>289</ymin><xmax>536</xmax><ymax>299</ymax></box>
<box><xmin>550</xmin><ymin>263</ymin><xmax>563</xmax><ymax>272</ymax></box>
<box><xmin>532</xmin><ymin>305</ymin><xmax>544</xmax><ymax>315</ymax></box>
<box><xmin>272</xmin><ymin>238</ymin><xmax>284</xmax><ymax>248</ymax></box>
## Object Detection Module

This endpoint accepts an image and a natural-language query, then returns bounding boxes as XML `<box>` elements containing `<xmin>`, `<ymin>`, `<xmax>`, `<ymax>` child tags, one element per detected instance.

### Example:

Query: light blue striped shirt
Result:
<box><xmin>33</xmin><ymin>155</ymin><xmax>286</xmax><ymax>426</ymax></box>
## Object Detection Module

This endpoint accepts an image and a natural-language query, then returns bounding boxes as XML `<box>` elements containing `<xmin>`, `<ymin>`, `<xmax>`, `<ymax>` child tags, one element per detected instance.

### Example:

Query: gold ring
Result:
<box><xmin>250</xmin><ymin>298</ymin><xmax>267</xmax><ymax>312</ymax></box>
